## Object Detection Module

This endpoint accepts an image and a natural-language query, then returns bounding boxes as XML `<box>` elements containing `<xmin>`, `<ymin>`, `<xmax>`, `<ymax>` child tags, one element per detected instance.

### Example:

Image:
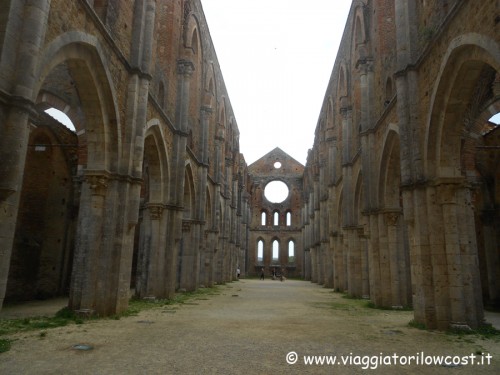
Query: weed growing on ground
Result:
<box><xmin>408</xmin><ymin>319</ymin><xmax>500</xmax><ymax>342</ymax></box>
<box><xmin>0</xmin><ymin>338</ymin><xmax>11</xmax><ymax>353</ymax></box>
<box><xmin>0</xmin><ymin>285</ymin><xmax>223</xmax><ymax>353</ymax></box>
<box><xmin>124</xmin><ymin>285</ymin><xmax>221</xmax><ymax>317</ymax></box>
<box><xmin>447</xmin><ymin>323</ymin><xmax>500</xmax><ymax>341</ymax></box>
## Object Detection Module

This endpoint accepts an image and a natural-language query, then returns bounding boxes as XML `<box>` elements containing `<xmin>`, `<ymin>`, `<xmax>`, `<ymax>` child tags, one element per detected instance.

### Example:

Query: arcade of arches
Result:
<box><xmin>0</xmin><ymin>0</ymin><xmax>498</xmax><ymax>331</ymax></box>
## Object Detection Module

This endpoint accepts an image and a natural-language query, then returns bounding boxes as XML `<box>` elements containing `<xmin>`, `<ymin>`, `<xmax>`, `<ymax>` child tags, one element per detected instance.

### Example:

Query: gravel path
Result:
<box><xmin>1</xmin><ymin>279</ymin><xmax>499</xmax><ymax>374</ymax></box>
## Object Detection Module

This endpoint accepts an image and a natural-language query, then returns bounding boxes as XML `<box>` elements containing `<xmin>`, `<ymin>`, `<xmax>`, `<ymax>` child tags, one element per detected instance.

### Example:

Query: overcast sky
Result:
<box><xmin>201</xmin><ymin>0</ymin><xmax>352</xmax><ymax>166</ymax></box>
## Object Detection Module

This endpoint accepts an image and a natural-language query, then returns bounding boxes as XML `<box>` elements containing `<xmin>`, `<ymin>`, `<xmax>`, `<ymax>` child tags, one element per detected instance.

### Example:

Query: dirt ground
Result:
<box><xmin>1</xmin><ymin>279</ymin><xmax>499</xmax><ymax>374</ymax></box>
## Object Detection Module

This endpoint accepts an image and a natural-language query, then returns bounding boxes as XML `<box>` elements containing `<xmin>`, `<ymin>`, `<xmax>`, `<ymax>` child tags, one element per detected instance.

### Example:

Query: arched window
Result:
<box><xmin>288</xmin><ymin>241</ymin><xmax>295</xmax><ymax>263</ymax></box>
<box><xmin>257</xmin><ymin>240</ymin><xmax>264</xmax><ymax>262</ymax></box>
<box><xmin>261</xmin><ymin>211</ymin><xmax>267</xmax><ymax>226</ymax></box>
<box><xmin>272</xmin><ymin>240</ymin><xmax>279</xmax><ymax>261</ymax></box>
<box><xmin>273</xmin><ymin>211</ymin><xmax>279</xmax><ymax>226</ymax></box>
<box><xmin>44</xmin><ymin>108</ymin><xmax>76</xmax><ymax>131</ymax></box>
<box><xmin>286</xmin><ymin>211</ymin><xmax>292</xmax><ymax>226</ymax></box>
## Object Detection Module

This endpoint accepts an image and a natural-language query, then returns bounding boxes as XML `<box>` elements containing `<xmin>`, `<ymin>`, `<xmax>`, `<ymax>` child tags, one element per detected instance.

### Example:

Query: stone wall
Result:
<box><xmin>304</xmin><ymin>0</ymin><xmax>499</xmax><ymax>330</ymax></box>
<box><xmin>0</xmin><ymin>0</ymin><xmax>250</xmax><ymax>316</ymax></box>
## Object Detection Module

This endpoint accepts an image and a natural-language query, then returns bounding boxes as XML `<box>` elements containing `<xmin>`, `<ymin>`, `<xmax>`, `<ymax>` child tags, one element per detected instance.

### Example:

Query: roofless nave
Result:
<box><xmin>0</xmin><ymin>0</ymin><xmax>499</xmax><ymax>331</ymax></box>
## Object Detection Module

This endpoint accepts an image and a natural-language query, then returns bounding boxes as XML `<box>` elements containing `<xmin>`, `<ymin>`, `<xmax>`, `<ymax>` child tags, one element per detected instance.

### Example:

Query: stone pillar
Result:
<box><xmin>346</xmin><ymin>228</ymin><xmax>362</xmax><ymax>297</ymax></box>
<box><xmin>310</xmin><ymin>247</ymin><xmax>317</xmax><ymax>283</ymax></box>
<box><xmin>0</xmin><ymin>0</ymin><xmax>51</xmax><ymax>311</ymax></box>
<box><xmin>136</xmin><ymin>204</ymin><xmax>165</xmax><ymax>298</ymax></box>
<box><xmin>437</xmin><ymin>183</ymin><xmax>483</xmax><ymax>329</ymax></box>
<box><xmin>368</xmin><ymin>213</ymin><xmax>381</xmax><ymax>305</ymax></box>
<box><xmin>179</xmin><ymin>221</ymin><xmax>200</xmax><ymax>291</ymax></box>
<box><xmin>196</xmin><ymin>105</ymin><xmax>211</xmax><ymax>285</ymax></box>
<box><xmin>359</xmin><ymin>227</ymin><xmax>370</xmax><ymax>299</ymax></box>
<box><xmin>169</xmin><ymin>59</ymin><xmax>193</xmax><ymax>292</ymax></box>
<box><xmin>333</xmin><ymin>233</ymin><xmax>345</xmax><ymax>292</ymax></box>
<box><xmin>304</xmin><ymin>248</ymin><xmax>311</xmax><ymax>280</ymax></box>
<box><xmin>385</xmin><ymin>211</ymin><xmax>403</xmax><ymax>307</ymax></box>
<box><xmin>69</xmin><ymin>173</ymin><xmax>108</xmax><ymax>313</ymax></box>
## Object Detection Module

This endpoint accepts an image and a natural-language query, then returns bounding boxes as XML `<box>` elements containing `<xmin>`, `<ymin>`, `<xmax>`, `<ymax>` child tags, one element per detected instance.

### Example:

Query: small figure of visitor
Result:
<box><xmin>236</xmin><ymin>267</ymin><xmax>240</xmax><ymax>279</ymax></box>
<box><xmin>260</xmin><ymin>267</ymin><xmax>265</xmax><ymax>280</ymax></box>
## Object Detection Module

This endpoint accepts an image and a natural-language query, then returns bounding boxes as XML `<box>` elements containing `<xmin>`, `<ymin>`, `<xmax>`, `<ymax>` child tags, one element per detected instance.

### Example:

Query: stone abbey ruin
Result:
<box><xmin>0</xmin><ymin>0</ymin><xmax>499</xmax><ymax>331</ymax></box>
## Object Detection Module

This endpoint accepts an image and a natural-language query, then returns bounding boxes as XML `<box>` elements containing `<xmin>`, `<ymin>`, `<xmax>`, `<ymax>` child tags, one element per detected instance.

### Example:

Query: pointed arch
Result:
<box><xmin>379</xmin><ymin>125</ymin><xmax>401</xmax><ymax>209</ymax></box>
<box><xmin>183</xmin><ymin>163</ymin><xmax>196</xmax><ymax>219</ymax></box>
<box><xmin>425</xmin><ymin>34</ymin><xmax>500</xmax><ymax>179</ymax></box>
<box><xmin>36</xmin><ymin>32</ymin><xmax>121</xmax><ymax>172</ymax></box>
<box><xmin>144</xmin><ymin>120</ymin><xmax>170</xmax><ymax>204</ymax></box>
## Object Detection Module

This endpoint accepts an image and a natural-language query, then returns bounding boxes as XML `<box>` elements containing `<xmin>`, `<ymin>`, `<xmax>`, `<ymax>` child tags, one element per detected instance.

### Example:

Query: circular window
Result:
<box><xmin>274</xmin><ymin>161</ymin><xmax>282</xmax><ymax>169</ymax></box>
<box><xmin>264</xmin><ymin>180</ymin><xmax>289</xmax><ymax>203</ymax></box>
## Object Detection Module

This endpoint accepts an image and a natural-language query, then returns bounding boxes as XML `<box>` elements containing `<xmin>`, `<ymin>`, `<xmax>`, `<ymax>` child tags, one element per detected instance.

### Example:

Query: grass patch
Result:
<box><xmin>123</xmin><ymin>286</ymin><xmax>221</xmax><ymax>317</ymax></box>
<box><xmin>408</xmin><ymin>320</ymin><xmax>500</xmax><ymax>341</ymax></box>
<box><xmin>408</xmin><ymin>319</ymin><xmax>426</xmax><ymax>330</ymax></box>
<box><xmin>447</xmin><ymin>323</ymin><xmax>500</xmax><ymax>340</ymax></box>
<box><xmin>0</xmin><ymin>307</ymin><xmax>80</xmax><ymax>338</ymax></box>
<box><xmin>365</xmin><ymin>301</ymin><xmax>412</xmax><ymax>311</ymax></box>
<box><xmin>0</xmin><ymin>338</ymin><xmax>11</xmax><ymax>353</ymax></box>
<box><xmin>0</xmin><ymin>285</ymin><xmax>222</xmax><ymax>354</ymax></box>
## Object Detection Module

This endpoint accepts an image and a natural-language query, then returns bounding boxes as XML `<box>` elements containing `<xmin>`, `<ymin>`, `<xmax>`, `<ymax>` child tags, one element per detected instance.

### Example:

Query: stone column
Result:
<box><xmin>310</xmin><ymin>247</ymin><xmax>317</xmax><ymax>283</ymax></box>
<box><xmin>168</xmin><ymin>59</ymin><xmax>193</xmax><ymax>293</ymax></box>
<box><xmin>136</xmin><ymin>204</ymin><xmax>165</xmax><ymax>298</ymax></box>
<box><xmin>437</xmin><ymin>183</ymin><xmax>483</xmax><ymax>329</ymax></box>
<box><xmin>304</xmin><ymin>248</ymin><xmax>311</xmax><ymax>280</ymax></box>
<box><xmin>346</xmin><ymin>228</ymin><xmax>362</xmax><ymax>297</ymax></box>
<box><xmin>359</xmin><ymin>227</ymin><xmax>370</xmax><ymax>299</ymax></box>
<box><xmin>333</xmin><ymin>233</ymin><xmax>344</xmax><ymax>291</ymax></box>
<box><xmin>69</xmin><ymin>173</ymin><xmax>108</xmax><ymax>313</ymax></box>
<box><xmin>385</xmin><ymin>211</ymin><xmax>402</xmax><ymax>307</ymax></box>
<box><xmin>368</xmin><ymin>213</ymin><xmax>381</xmax><ymax>305</ymax></box>
<box><xmin>179</xmin><ymin>220</ymin><xmax>200</xmax><ymax>291</ymax></box>
<box><xmin>0</xmin><ymin>0</ymin><xmax>51</xmax><ymax>311</ymax></box>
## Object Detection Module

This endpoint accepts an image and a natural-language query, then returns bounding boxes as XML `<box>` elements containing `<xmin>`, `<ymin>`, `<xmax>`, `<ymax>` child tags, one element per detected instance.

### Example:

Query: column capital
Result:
<box><xmin>384</xmin><ymin>212</ymin><xmax>400</xmax><ymax>226</ymax></box>
<box><xmin>85</xmin><ymin>173</ymin><xmax>109</xmax><ymax>196</ymax></box>
<box><xmin>339</xmin><ymin>105</ymin><xmax>352</xmax><ymax>118</ymax></box>
<box><xmin>177</xmin><ymin>59</ymin><xmax>195</xmax><ymax>76</ymax></box>
<box><xmin>356</xmin><ymin>58</ymin><xmax>374</xmax><ymax>73</ymax></box>
<box><xmin>147</xmin><ymin>203</ymin><xmax>164</xmax><ymax>220</ymax></box>
<box><xmin>201</xmin><ymin>105</ymin><xmax>213</xmax><ymax>114</ymax></box>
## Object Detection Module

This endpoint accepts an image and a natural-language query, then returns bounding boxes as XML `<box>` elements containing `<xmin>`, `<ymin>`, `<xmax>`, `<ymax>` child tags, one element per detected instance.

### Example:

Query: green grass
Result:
<box><xmin>0</xmin><ymin>338</ymin><xmax>11</xmax><ymax>353</ymax></box>
<box><xmin>408</xmin><ymin>319</ymin><xmax>500</xmax><ymax>341</ymax></box>
<box><xmin>447</xmin><ymin>323</ymin><xmax>500</xmax><ymax>340</ymax></box>
<box><xmin>0</xmin><ymin>285</ymin><xmax>222</xmax><ymax>353</ymax></box>
<box><xmin>364</xmin><ymin>301</ymin><xmax>413</xmax><ymax>311</ymax></box>
<box><xmin>123</xmin><ymin>286</ymin><xmax>221</xmax><ymax>317</ymax></box>
<box><xmin>0</xmin><ymin>307</ymin><xmax>80</xmax><ymax>338</ymax></box>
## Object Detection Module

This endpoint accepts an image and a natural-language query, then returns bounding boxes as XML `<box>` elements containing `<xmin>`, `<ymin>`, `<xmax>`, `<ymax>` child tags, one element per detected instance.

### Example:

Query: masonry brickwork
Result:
<box><xmin>303</xmin><ymin>0</ymin><xmax>499</xmax><ymax>330</ymax></box>
<box><xmin>0</xmin><ymin>0</ymin><xmax>498</xmax><ymax>331</ymax></box>
<box><xmin>0</xmin><ymin>0</ymin><xmax>250</xmax><ymax>317</ymax></box>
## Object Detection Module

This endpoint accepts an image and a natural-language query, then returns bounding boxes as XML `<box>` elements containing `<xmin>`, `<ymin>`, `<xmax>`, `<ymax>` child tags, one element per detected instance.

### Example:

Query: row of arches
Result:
<box><xmin>256</xmin><ymin>239</ymin><xmax>296</xmax><ymax>264</ymax></box>
<box><xmin>0</xmin><ymin>0</ymin><xmax>249</xmax><ymax>316</ymax></box>
<box><xmin>303</xmin><ymin>0</ymin><xmax>499</xmax><ymax>330</ymax></box>
<box><xmin>261</xmin><ymin>210</ymin><xmax>292</xmax><ymax>227</ymax></box>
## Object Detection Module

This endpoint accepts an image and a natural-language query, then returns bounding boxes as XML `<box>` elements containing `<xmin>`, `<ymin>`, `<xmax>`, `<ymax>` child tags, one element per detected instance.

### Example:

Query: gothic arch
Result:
<box><xmin>425</xmin><ymin>34</ymin><xmax>500</xmax><ymax>178</ymax></box>
<box><xmin>338</xmin><ymin>62</ymin><xmax>349</xmax><ymax>102</ymax></box>
<box><xmin>379</xmin><ymin>126</ymin><xmax>401</xmax><ymax>209</ymax></box>
<box><xmin>183</xmin><ymin>162</ymin><xmax>196</xmax><ymax>219</ymax></box>
<box><xmin>351</xmin><ymin>4</ymin><xmax>369</xmax><ymax>61</ymax></box>
<box><xmin>36</xmin><ymin>32</ymin><xmax>120</xmax><ymax>172</ymax></box>
<box><xmin>143</xmin><ymin>122</ymin><xmax>170</xmax><ymax>204</ymax></box>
